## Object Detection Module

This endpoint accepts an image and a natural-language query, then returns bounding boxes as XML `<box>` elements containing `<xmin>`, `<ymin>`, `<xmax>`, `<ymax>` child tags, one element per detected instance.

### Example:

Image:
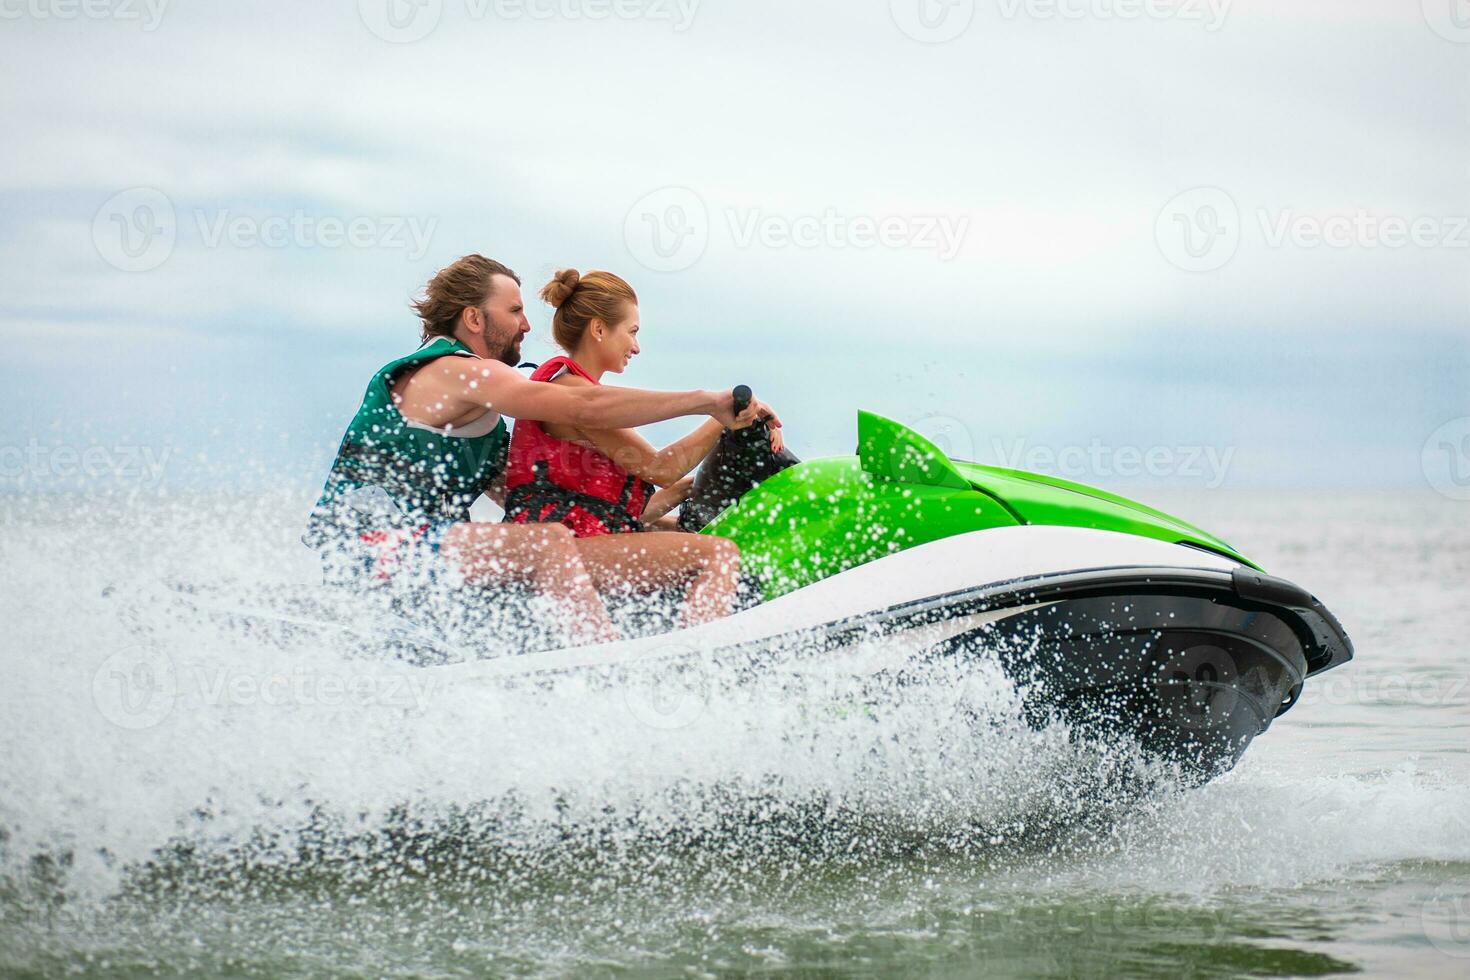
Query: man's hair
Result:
<box><xmin>412</xmin><ymin>255</ymin><xmax>521</xmax><ymax>342</ymax></box>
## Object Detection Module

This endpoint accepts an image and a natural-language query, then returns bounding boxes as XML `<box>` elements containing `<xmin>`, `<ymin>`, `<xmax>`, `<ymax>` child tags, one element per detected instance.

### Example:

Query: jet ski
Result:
<box><xmin>439</xmin><ymin>388</ymin><xmax>1354</xmax><ymax>780</ymax></box>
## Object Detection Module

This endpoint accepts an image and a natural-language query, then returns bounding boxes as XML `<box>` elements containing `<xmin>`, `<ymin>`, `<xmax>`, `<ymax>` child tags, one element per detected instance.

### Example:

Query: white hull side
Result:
<box><xmin>438</xmin><ymin>525</ymin><xmax>1240</xmax><ymax>683</ymax></box>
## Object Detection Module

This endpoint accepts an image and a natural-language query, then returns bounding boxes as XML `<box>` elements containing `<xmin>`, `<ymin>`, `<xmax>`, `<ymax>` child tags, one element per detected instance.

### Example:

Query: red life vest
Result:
<box><xmin>503</xmin><ymin>357</ymin><xmax>655</xmax><ymax>537</ymax></box>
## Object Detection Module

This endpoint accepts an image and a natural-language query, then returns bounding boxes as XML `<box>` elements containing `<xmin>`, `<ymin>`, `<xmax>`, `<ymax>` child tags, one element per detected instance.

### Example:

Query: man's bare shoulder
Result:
<box><xmin>413</xmin><ymin>353</ymin><xmax>516</xmax><ymax>388</ymax></box>
<box><xmin>393</xmin><ymin>353</ymin><xmax>518</xmax><ymax>407</ymax></box>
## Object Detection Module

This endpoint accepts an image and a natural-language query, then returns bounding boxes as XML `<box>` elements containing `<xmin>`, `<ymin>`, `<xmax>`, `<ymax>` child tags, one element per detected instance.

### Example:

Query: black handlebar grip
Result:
<box><xmin>731</xmin><ymin>384</ymin><xmax>753</xmax><ymax>417</ymax></box>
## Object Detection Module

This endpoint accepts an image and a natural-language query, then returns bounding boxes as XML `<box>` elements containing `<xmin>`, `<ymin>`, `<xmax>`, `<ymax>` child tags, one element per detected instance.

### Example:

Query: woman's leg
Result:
<box><xmin>572</xmin><ymin>533</ymin><xmax>741</xmax><ymax>628</ymax></box>
<box><xmin>439</xmin><ymin>522</ymin><xmax>618</xmax><ymax>646</ymax></box>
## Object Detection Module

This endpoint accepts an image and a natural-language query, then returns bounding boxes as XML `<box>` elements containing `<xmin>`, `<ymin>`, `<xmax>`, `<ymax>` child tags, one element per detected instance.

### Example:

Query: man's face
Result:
<box><xmin>477</xmin><ymin>275</ymin><xmax>531</xmax><ymax>365</ymax></box>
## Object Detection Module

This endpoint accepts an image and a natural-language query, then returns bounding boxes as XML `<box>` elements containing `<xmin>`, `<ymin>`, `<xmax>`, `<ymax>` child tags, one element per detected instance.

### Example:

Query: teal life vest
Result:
<box><xmin>305</xmin><ymin>337</ymin><xmax>509</xmax><ymax>548</ymax></box>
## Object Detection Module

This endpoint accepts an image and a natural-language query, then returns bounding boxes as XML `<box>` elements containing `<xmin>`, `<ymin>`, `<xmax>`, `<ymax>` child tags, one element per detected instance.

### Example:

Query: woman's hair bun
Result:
<box><xmin>539</xmin><ymin>268</ymin><xmax>581</xmax><ymax>307</ymax></box>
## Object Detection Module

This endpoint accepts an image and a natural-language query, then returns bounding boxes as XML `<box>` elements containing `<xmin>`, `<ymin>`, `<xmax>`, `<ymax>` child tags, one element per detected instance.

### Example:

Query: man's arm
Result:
<box><xmin>436</xmin><ymin>359</ymin><xmax>779</xmax><ymax>431</ymax></box>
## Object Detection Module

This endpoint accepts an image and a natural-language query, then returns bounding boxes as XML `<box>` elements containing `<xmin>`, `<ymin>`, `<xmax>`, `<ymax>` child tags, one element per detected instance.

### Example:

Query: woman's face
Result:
<box><xmin>596</xmin><ymin>303</ymin><xmax>640</xmax><ymax>374</ymax></box>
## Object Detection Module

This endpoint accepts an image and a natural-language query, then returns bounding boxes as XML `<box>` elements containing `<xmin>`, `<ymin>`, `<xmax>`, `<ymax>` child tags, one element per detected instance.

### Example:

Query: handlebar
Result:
<box><xmin>731</xmin><ymin>384</ymin><xmax>752</xmax><ymax>418</ymax></box>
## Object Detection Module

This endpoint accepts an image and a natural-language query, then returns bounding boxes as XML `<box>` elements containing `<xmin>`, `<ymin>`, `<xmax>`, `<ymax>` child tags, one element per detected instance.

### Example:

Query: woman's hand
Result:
<box><xmin>714</xmin><ymin>390</ymin><xmax>782</xmax><ymax>431</ymax></box>
<box><xmin>728</xmin><ymin>404</ymin><xmax>785</xmax><ymax>454</ymax></box>
<box><xmin>665</xmin><ymin>474</ymin><xmax>695</xmax><ymax>503</ymax></box>
<box><xmin>642</xmin><ymin>475</ymin><xmax>696</xmax><ymax>523</ymax></box>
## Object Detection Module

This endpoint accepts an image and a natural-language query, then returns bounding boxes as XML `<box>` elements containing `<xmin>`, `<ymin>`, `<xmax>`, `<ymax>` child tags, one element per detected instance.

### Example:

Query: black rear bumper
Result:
<box><xmin>846</xmin><ymin>564</ymin><xmax>1353</xmax><ymax>779</ymax></box>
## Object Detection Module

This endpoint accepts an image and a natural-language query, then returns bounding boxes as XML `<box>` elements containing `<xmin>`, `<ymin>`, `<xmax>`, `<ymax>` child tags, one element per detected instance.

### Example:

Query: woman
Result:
<box><xmin>504</xmin><ymin>269</ymin><xmax>783</xmax><ymax>626</ymax></box>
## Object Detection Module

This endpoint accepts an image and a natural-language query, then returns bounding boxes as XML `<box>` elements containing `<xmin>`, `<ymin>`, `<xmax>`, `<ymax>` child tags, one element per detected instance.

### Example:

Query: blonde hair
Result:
<box><xmin>539</xmin><ymin>269</ymin><xmax>637</xmax><ymax>351</ymax></box>
<box><xmin>412</xmin><ymin>254</ymin><xmax>520</xmax><ymax>342</ymax></box>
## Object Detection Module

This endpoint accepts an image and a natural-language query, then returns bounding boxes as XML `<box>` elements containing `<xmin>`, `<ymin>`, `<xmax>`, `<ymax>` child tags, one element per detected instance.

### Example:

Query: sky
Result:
<box><xmin>0</xmin><ymin>0</ymin><xmax>1466</xmax><ymax>498</ymax></box>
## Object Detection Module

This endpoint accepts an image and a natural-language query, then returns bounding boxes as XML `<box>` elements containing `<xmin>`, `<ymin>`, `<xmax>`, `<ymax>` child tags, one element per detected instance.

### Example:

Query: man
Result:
<box><xmin>306</xmin><ymin>254</ymin><xmax>779</xmax><ymax>645</ymax></box>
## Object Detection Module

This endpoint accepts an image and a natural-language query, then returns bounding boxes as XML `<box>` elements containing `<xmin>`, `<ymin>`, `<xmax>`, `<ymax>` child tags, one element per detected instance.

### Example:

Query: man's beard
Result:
<box><xmin>489</xmin><ymin>328</ymin><xmax>522</xmax><ymax>365</ymax></box>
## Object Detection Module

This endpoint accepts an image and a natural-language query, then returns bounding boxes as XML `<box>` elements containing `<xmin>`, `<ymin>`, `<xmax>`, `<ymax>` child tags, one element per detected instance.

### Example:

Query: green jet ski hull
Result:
<box><xmin>703</xmin><ymin>411</ymin><xmax>1257</xmax><ymax>600</ymax></box>
<box><xmin>686</xmin><ymin>411</ymin><xmax>1352</xmax><ymax>779</ymax></box>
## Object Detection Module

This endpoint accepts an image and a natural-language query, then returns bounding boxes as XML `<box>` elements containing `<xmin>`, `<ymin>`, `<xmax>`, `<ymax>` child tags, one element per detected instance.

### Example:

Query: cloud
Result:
<box><xmin>0</xmin><ymin>0</ymin><xmax>1463</xmax><ymax>485</ymax></box>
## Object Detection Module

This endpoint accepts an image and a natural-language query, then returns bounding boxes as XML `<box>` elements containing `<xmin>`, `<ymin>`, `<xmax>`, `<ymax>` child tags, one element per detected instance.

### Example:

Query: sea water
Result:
<box><xmin>1</xmin><ymin>488</ymin><xmax>1467</xmax><ymax>977</ymax></box>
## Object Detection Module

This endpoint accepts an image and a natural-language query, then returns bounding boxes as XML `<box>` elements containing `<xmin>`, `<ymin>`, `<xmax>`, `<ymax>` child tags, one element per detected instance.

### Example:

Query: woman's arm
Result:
<box><xmin>583</xmin><ymin>403</ymin><xmax>785</xmax><ymax>486</ymax></box>
<box><xmin>590</xmin><ymin>417</ymin><xmax>726</xmax><ymax>488</ymax></box>
<box><xmin>641</xmin><ymin>475</ymin><xmax>694</xmax><ymax>523</ymax></box>
<box><xmin>587</xmin><ymin>413</ymin><xmax>783</xmax><ymax>485</ymax></box>
<box><xmin>542</xmin><ymin>374</ymin><xmax>726</xmax><ymax>487</ymax></box>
